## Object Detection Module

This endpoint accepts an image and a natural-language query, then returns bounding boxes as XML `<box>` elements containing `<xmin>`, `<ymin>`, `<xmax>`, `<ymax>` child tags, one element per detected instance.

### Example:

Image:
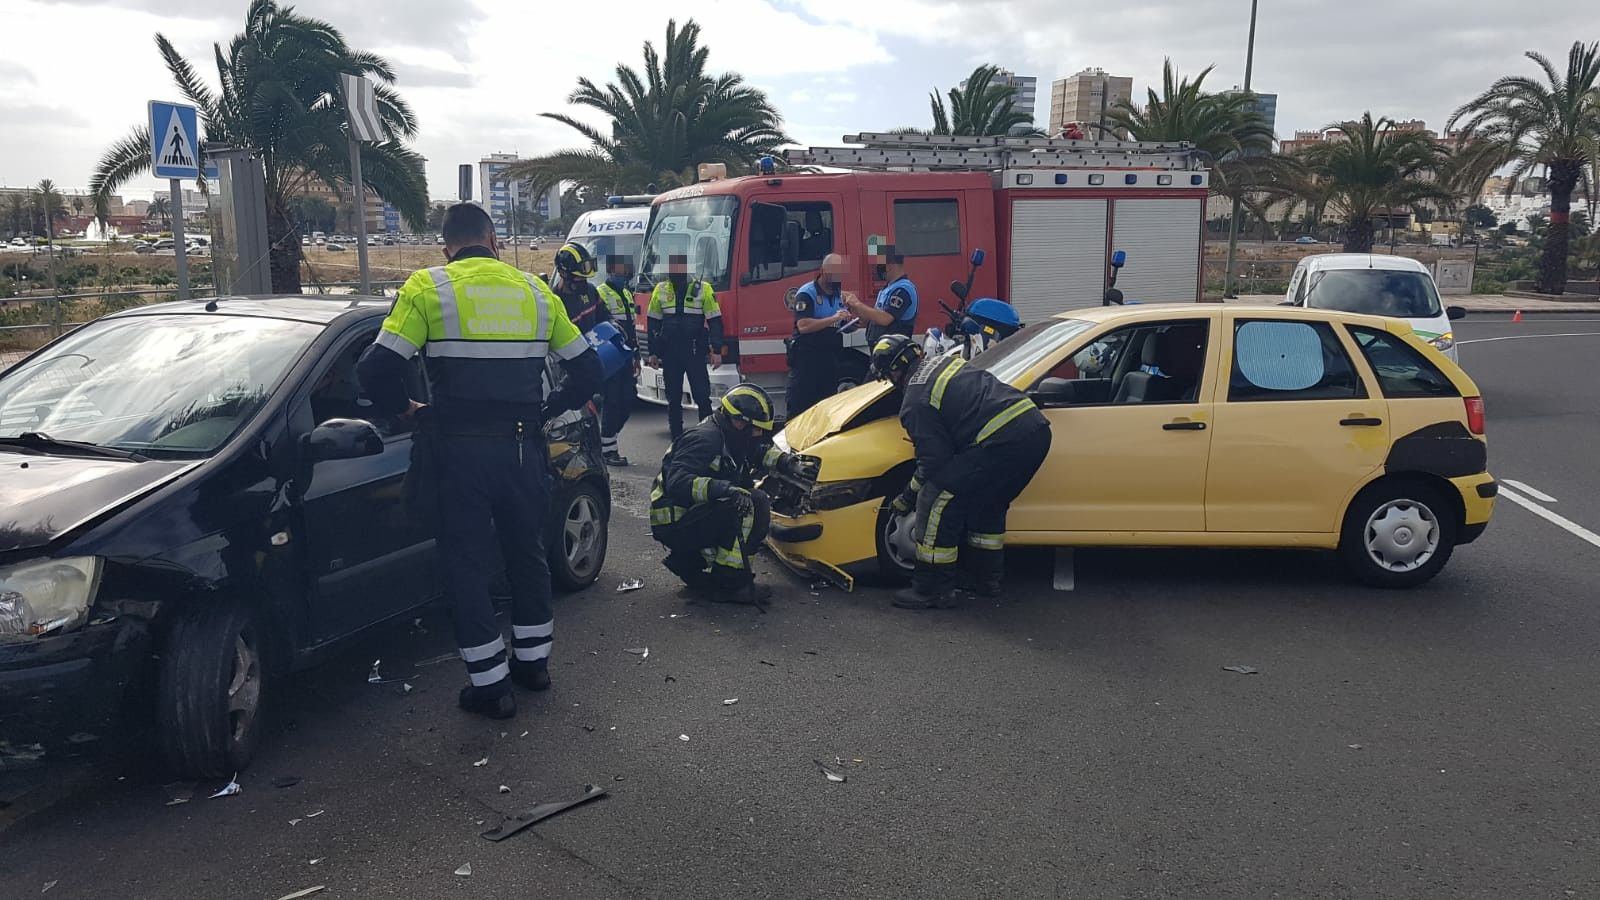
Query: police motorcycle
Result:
<box><xmin>921</xmin><ymin>249</ymin><xmax>1024</xmax><ymax>360</ymax></box>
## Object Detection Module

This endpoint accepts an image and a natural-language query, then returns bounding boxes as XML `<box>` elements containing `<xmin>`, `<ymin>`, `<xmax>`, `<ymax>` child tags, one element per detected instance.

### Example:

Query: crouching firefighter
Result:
<box><xmin>868</xmin><ymin>334</ymin><xmax>1052</xmax><ymax>609</ymax></box>
<box><xmin>649</xmin><ymin>384</ymin><xmax>817</xmax><ymax>607</ymax></box>
<box><xmin>357</xmin><ymin>203</ymin><xmax>602</xmax><ymax>720</ymax></box>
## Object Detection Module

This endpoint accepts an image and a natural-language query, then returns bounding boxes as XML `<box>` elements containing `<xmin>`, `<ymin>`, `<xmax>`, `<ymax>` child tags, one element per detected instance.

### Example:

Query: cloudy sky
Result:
<box><xmin>1</xmin><ymin>0</ymin><xmax>1590</xmax><ymax>202</ymax></box>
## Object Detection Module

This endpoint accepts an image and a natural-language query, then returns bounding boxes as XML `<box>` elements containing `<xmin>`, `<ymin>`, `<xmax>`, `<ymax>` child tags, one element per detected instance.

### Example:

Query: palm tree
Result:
<box><xmin>5</xmin><ymin>194</ymin><xmax>28</xmax><ymax>239</ymax></box>
<box><xmin>32</xmin><ymin>180</ymin><xmax>68</xmax><ymax>247</ymax></box>
<box><xmin>1295</xmin><ymin>113</ymin><xmax>1454</xmax><ymax>252</ymax></box>
<box><xmin>1106</xmin><ymin>60</ymin><xmax>1279</xmax><ymax>196</ymax></box>
<box><xmin>90</xmin><ymin>0</ymin><xmax>428</xmax><ymax>292</ymax></box>
<box><xmin>1448</xmin><ymin>42</ymin><xmax>1600</xmax><ymax>294</ymax></box>
<box><xmin>506</xmin><ymin>19</ymin><xmax>790</xmax><ymax>199</ymax></box>
<box><xmin>149</xmin><ymin>196</ymin><xmax>172</xmax><ymax>229</ymax></box>
<box><xmin>929</xmin><ymin>65</ymin><xmax>1038</xmax><ymax>136</ymax></box>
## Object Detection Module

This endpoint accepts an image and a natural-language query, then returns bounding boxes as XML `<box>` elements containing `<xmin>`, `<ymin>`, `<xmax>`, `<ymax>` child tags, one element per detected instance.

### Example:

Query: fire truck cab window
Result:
<box><xmin>746</xmin><ymin>201</ymin><xmax>833</xmax><ymax>283</ymax></box>
<box><xmin>893</xmin><ymin>198</ymin><xmax>961</xmax><ymax>256</ymax></box>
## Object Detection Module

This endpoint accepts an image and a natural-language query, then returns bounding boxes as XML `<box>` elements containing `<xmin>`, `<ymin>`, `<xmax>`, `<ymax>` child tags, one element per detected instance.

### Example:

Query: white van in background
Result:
<box><xmin>565</xmin><ymin>207</ymin><xmax>649</xmax><ymax>280</ymax></box>
<box><xmin>1284</xmin><ymin>253</ymin><xmax>1465</xmax><ymax>362</ymax></box>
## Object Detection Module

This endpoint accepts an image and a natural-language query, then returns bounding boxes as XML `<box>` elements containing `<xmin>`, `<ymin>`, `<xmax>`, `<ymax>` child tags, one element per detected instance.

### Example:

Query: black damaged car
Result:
<box><xmin>0</xmin><ymin>296</ymin><xmax>610</xmax><ymax>776</ymax></box>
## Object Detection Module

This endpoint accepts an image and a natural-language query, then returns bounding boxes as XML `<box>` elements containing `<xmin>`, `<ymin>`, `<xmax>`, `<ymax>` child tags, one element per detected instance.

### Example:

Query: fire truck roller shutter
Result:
<box><xmin>1109</xmin><ymin>198</ymin><xmax>1204</xmax><ymax>303</ymax></box>
<box><xmin>1008</xmin><ymin>199</ymin><xmax>1109</xmax><ymax>323</ymax></box>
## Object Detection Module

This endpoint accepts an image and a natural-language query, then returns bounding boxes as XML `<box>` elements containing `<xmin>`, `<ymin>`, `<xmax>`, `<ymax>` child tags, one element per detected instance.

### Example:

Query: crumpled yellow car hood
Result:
<box><xmin>780</xmin><ymin>381</ymin><xmax>897</xmax><ymax>451</ymax></box>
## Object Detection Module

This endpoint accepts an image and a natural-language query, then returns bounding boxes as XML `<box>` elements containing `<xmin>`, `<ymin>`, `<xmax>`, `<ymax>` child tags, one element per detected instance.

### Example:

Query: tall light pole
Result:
<box><xmin>1221</xmin><ymin>0</ymin><xmax>1259</xmax><ymax>299</ymax></box>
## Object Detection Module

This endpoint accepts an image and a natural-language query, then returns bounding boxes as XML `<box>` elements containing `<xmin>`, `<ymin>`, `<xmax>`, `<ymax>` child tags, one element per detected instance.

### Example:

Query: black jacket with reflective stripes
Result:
<box><xmin>899</xmin><ymin>355</ymin><xmax>1049</xmax><ymax>492</ymax></box>
<box><xmin>650</xmin><ymin>418</ymin><xmax>786</xmax><ymax>525</ymax></box>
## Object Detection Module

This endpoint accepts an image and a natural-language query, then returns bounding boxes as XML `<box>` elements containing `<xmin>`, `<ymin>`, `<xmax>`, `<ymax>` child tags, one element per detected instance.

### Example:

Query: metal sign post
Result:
<box><xmin>341</xmin><ymin>74</ymin><xmax>385</xmax><ymax>296</ymax></box>
<box><xmin>150</xmin><ymin>100</ymin><xmax>200</xmax><ymax>300</ymax></box>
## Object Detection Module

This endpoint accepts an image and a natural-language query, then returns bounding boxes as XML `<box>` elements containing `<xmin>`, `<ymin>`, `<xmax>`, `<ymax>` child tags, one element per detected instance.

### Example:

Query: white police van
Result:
<box><xmin>565</xmin><ymin>207</ymin><xmax>648</xmax><ymax>282</ymax></box>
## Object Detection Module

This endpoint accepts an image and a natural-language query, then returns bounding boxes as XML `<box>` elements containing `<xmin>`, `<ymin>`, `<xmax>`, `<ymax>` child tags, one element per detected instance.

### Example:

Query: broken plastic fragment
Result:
<box><xmin>1221</xmin><ymin>665</ymin><xmax>1260</xmax><ymax>675</ymax></box>
<box><xmin>498</xmin><ymin>785</ymin><xmax>511</xmax><ymax>794</ymax></box>
<box><xmin>454</xmin><ymin>864</ymin><xmax>472</xmax><ymax>877</ymax></box>
<box><xmin>520</xmin><ymin>731</ymin><xmax>529</xmax><ymax>738</ymax></box>
<box><xmin>209</xmin><ymin>774</ymin><xmax>242</xmax><ymax>798</ymax></box>
<box><xmin>274</xmin><ymin>888</ymin><xmax>325</xmax><ymax>900</ymax></box>
<box><xmin>309</xmin><ymin>859</ymin><xmax>323</xmax><ymax>865</ymax></box>
<box><xmin>473</xmin><ymin>757</ymin><xmax>489</xmax><ymax>767</ymax></box>
<box><xmin>759</xmin><ymin>660</ymin><xmax>776</xmax><ymax>667</ymax></box>
<box><xmin>272</xmin><ymin>776</ymin><xmax>302</xmax><ymax>789</ymax></box>
<box><xmin>479</xmin><ymin>784</ymin><xmax>608</xmax><ymax>842</ymax></box>
<box><xmin>668</xmin><ymin>613</ymin><xmax>689</xmax><ymax>619</ymax></box>
<box><xmin>304</xmin><ymin>810</ymin><xmax>324</xmax><ymax>818</ymax></box>
<box><xmin>623</xmin><ymin>647</ymin><xmax>649</xmax><ymax>658</ymax></box>
<box><xmin>367</xmin><ymin>659</ymin><xmax>383</xmax><ymax>684</ymax></box>
<box><xmin>678</xmin><ymin>734</ymin><xmax>690</xmax><ymax>742</ymax></box>
<box><xmin>616</xmin><ymin>577</ymin><xmax>644</xmax><ymax>592</ymax></box>
<box><xmin>402</xmin><ymin>683</ymin><xmax>413</xmax><ymax>695</ymax></box>
<box><xmin>288</xmin><ymin>818</ymin><xmax>302</xmax><ymax>826</ymax></box>
<box><xmin>814</xmin><ymin>759</ymin><xmax>847</xmax><ymax>783</ymax></box>
<box><xmin>42</xmin><ymin>881</ymin><xmax>57</xmax><ymax>894</ymax></box>
<box><xmin>1348</xmin><ymin>743</ymin><xmax>1364</xmax><ymax>750</ymax></box>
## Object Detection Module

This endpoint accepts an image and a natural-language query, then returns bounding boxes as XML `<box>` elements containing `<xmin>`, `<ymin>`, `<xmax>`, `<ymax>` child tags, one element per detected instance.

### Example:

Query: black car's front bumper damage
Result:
<box><xmin>0</xmin><ymin>616</ymin><xmax>153</xmax><ymax>747</ymax></box>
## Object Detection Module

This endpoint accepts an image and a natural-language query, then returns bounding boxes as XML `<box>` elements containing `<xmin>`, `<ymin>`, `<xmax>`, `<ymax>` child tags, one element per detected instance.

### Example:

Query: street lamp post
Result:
<box><xmin>1221</xmin><ymin>0</ymin><xmax>1260</xmax><ymax>300</ymax></box>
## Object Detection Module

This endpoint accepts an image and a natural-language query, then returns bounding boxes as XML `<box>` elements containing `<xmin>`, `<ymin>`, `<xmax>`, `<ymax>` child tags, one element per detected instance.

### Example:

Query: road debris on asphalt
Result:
<box><xmin>814</xmin><ymin>759</ymin><xmax>847</xmax><ymax>783</ymax></box>
<box><xmin>759</xmin><ymin>660</ymin><xmax>776</xmax><ymax>667</ymax></box>
<box><xmin>305</xmin><ymin>810</ymin><xmax>324</xmax><ymax>818</ymax></box>
<box><xmin>209</xmin><ymin>774</ymin><xmax>241</xmax><ymax>798</ymax></box>
<box><xmin>271</xmin><ymin>776</ymin><xmax>302</xmax><ymax>789</ymax></box>
<box><xmin>668</xmin><ymin>613</ymin><xmax>689</xmax><ymax>619</ymax></box>
<box><xmin>499</xmin><ymin>785</ymin><xmax>511</xmax><ymax>793</ymax></box>
<box><xmin>367</xmin><ymin>659</ymin><xmax>383</xmax><ymax>683</ymax></box>
<box><xmin>454</xmin><ymin>864</ymin><xmax>472</xmax><ymax>877</ymax></box>
<box><xmin>1348</xmin><ymin>744</ymin><xmax>1364</xmax><ymax>750</ymax></box>
<box><xmin>479</xmin><ymin>784</ymin><xmax>608</xmax><ymax>842</ymax></box>
<box><xmin>617</xmin><ymin>577</ymin><xmax>644</xmax><ymax>592</ymax></box>
<box><xmin>41</xmin><ymin>881</ymin><xmax>57</xmax><ymax>894</ymax></box>
<box><xmin>309</xmin><ymin>858</ymin><xmax>323</xmax><ymax>865</ymax></box>
<box><xmin>274</xmin><ymin>887</ymin><xmax>325</xmax><ymax>900</ymax></box>
<box><xmin>162</xmin><ymin>782</ymin><xmax>194</xmax><ymax>806</ymax></box>
<box><xmin>289</xmin><ymin>818</ymin><xmax>302</xmax><ymax>826</ymax></box>
<box><xmin>1222</xmin><ymin>665</ymin><xmax>1260</xmax><ymax>675</ymax></box>
<box><xmin>803</xmin><ymin>650</ymin><xmax>819</xmax><ymax>656</ymax></box>
<box><xmin>678</xmin><ymin>734</ymin><xmax>691</xmax><ymax>741</ymax></box>
<box><xmin>624</xmin><ymin>646</ymin><xmax>649</xmax><ymax>659</ymax></box>
<box><xmin>723</xmin><ymin>698</ymin><xmax>739</xmax><ymax>706</ymax></box>
<box><xmin>473</xmin><ymin>757</ymin><xmax>489</xmax><ymax>767</ymax></box>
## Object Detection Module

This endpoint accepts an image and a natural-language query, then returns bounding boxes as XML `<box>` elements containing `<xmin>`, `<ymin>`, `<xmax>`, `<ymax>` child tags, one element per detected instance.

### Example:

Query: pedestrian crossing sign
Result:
<box><xmin>149</xmin><ymin>100</ymin><xmax>200</xmax><ymax>179</ymax></box>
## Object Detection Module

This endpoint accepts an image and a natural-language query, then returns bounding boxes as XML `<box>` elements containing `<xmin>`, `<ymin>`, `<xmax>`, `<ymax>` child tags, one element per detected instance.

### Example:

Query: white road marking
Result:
<box><xmin>1498</xmin><ymin>488</ymin><xmax>1600</xmax><ymax>550</ymax></box>
<box><xmin>1457</xmin><ymin>332</ymin><xmax>1600</xmax><ymax>345</ymax></box>
<box><xmin>1501</xmin><ymin>479</ymin><xmax>1557</xmax><ymax>503</ymax></box>
<box><xmin>1053</xmin><ymin>548</ymin><xmax>1076</xmax><ymax>591</ymax></box>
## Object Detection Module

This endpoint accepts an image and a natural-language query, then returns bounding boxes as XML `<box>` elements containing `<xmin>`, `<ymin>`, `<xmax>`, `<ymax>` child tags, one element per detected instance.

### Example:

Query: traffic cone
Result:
<box><xmin>1512</xmin><ymin>310</ymin><xmax>1523</xmax><ymax>323</ymax></box>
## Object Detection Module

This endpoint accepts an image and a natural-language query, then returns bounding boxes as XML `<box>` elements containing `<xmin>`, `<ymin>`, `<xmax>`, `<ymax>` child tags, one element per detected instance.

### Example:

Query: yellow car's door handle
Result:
<box><xmin>1163</xmin><ymin>420</ymin><xmax>1207</xmax><ymax>431</ymax></box>
<box><xmin>1339</xmin><ymin>416</ymin><xmax>1383</xmax><ymax>427</ymax></box>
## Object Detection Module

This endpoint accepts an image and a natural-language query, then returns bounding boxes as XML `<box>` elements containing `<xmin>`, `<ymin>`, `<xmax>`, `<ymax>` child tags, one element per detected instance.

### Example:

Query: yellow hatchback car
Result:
<box><xmin>765</xmin><ymin>304</ymin><xmax>1494</xmax><ymax>590</ymax></box>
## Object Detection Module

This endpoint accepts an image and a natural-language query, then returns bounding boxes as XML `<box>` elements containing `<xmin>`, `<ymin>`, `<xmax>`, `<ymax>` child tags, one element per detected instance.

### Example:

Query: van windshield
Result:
<box><xmin>638</xmin><ymin>195</ymin><xmax>737</xmax><ymax>291</ymax></box>
<box><xmin>1306</xmin><ymin>269</ymin><xmax>1442</xmax><ymax>318</ymax></box>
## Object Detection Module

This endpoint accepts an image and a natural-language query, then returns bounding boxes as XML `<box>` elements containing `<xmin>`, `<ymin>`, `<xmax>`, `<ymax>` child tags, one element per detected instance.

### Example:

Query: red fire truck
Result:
<box><xmin>632</xmin><ymin>132</ymin><xmax>1210</xmax><ymax>405</ymax></box>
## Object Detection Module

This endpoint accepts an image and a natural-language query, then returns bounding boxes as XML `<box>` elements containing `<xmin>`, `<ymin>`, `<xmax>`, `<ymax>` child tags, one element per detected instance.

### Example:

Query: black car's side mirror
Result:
<box><xmin>1446</xmin><ymin>305</ymin><xmax>1467</xmax><ymax>321</ymax></box>
<box><xmin>304</xmin><ymin>418</ymin><xmax>384</xmax><ymax>461</ymax></box>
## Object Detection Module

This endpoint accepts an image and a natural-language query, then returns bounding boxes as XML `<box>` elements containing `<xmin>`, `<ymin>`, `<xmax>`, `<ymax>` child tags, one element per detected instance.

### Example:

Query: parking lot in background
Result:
<box><xmin>2</xmin><ymin>312</ymin><xmax>1597</xmax><ymax>898</ymax></box>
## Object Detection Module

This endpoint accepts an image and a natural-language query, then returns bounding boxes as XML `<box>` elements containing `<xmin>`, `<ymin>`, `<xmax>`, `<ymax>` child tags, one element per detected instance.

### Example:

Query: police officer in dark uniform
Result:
<box><xmin>785</xmin><ymin>252</ymin><xmax>851</xmax><ymax>419</ymax></box>
<box><xmin>358</xmin><ymin>204</ymin><xmax>602</xmax><ymax>719</ymax></box>
<box><xmin>845</xmin><ymin>244</ymin><xmax>919</xmax><ymax>343</ymax></box>
<box><xmin>646</xmin><ymin>254</ymin><xmax>723</xmax><ymax>441</ymax></box>
<box><xmin>550</xmin><ymin>242</ymin><xmax>613</xmax><ymax>334</ymax></box>
<box><xmin>649</xmin><ymin>384</ymin><xmax>815</xmax><ymax>607</ymax></box>
<box><xmin>867</xmin><ymin>334</ymin><xmax>1051</xmax><ymax>610</ymax></box>
<box><xmin>596</xmin><ymin>254</ymin><xmax>640</xmax><ymax>466</ymax></box>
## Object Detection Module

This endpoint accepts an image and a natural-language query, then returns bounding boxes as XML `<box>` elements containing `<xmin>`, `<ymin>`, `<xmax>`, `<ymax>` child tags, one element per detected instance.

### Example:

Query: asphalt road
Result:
<box><xmin>4</xmin><ymin>312</ymin><xmax>1599</xmax><ymax>899</ymax></box>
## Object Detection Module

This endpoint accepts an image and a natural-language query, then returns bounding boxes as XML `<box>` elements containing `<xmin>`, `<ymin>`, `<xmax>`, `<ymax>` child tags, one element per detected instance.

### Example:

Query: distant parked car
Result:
<box><xmin>134</xmin><ymin>242</ymin><xmax>155</xmax><ymax>254</ymax></box>
<box><xmin>301</xmin><ymin>236</ymin><xmax>310</xmax><ymax>247</ymax></box>
<box><xmin>327</xmin><ymin>242</ymin><xmax>346</xmax><ymax>252</ymax></box>
<box><xmin>1295</xmin><ymin>236</ymin><xmax>1318</xmax><ymax>245</ymax></box>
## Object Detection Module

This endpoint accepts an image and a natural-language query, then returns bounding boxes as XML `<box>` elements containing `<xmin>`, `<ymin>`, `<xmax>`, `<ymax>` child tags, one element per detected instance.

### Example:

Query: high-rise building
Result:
<box><xmin>478</xmin><ymin>153</ymin><xmax>562</xmax><ymax>237</ymax></box>
<box><xmin>962</xmin><ymin>68</ymin><xmax>1038</xmax><ymax>129</ymax></box>
<box><xmin>1224</xmin><ymin>87</ymin><xmax>1278</xmax><ymax>138</ymax></box>
<box><xmin>1047</xmin><ymin>68</ymin><xmax>1132</xmax><ymax>137</ymax></box>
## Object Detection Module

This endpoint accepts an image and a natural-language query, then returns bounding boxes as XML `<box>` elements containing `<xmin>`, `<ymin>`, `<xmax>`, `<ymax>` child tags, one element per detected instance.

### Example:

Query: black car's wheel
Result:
<box><xmin>157</xmin><ymin>602</ymin><xmax>267</xmax><ymax>778</ymax></box>
<box><xmin>550</xmin><ymin>479</ymin><xmax>608</xmax><ymax>591</ymax></box>
<box><xmin>1338</xmin><ymin>479</ymin><xmax>1457</xmax><ymax>589</ymax></box>
<box><xmin>874</xmin><ymin>484</ymin><xmax>917</xmax><ymax>583</ymax></box>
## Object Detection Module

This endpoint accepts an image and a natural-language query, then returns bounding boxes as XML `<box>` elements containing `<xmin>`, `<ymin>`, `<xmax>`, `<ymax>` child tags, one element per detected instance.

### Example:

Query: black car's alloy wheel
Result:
<box><xmin>157</xmin><ymin>601</ymin><xmax>267</xmax><ymax>778</ymax></box>
<box><xmin>550</xmin><ymin>480</ymin><xmax>608</xmax><ymax>591</ymax></box>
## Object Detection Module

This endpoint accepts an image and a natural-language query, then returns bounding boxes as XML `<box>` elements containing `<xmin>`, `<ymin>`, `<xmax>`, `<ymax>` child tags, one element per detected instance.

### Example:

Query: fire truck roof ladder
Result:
<box><xmin>783</xmin><ymin>132</ymin><xmax>1203</xmax><ymax>172</ymax></box>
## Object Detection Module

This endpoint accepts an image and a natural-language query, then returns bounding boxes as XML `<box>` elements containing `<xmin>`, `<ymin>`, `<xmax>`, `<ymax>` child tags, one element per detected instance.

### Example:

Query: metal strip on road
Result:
<box><xmin>1499</xmin><ymin>488</ymin><xmax>1600</xmax><ymax>550</ymax></box>
<box><xmin>1457</xmin><ymin>332</ymin><xmax>1600</xmax><ymax>345</ymax></box>
<box><xmin>1501</xmin><ymin>479</ymin><xmax>1557</xmax><ymax>503</ymax></box>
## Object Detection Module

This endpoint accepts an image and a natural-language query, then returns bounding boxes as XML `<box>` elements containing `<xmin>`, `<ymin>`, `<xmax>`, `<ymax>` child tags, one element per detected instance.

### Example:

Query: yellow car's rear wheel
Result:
<box><xmin>1339</xmin><ymin>479</ymin><xmax>1457</xmax><ymax>589</ymax></box>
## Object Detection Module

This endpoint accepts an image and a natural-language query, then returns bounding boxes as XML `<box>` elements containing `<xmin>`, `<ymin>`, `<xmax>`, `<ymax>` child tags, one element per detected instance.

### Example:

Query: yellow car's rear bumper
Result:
<box><xmin>1450</xmin><ymin>472</ymin><xmax>1496</xmax><ymax>543</ymax></box>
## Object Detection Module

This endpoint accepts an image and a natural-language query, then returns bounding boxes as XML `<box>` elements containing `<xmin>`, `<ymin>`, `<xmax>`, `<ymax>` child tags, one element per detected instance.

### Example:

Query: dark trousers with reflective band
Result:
<box><xmin>785</xmin><ymin>352</ymin><xmax>835</xmax><ymax>420</ymax></box>
<box><xmin>436</xmin><ymin>431</ymin><xmax>555</xmax><ymax>694</ymax></box>
<box><xmin>913</xmin><ymin>426</ymin><xmax>1052</xmax><ymax>589</ymax></box>
<box><xmin>661</xmin><ymin>349</ymin><xmax>712</xmax><ymax>440</ymax></box>
<box><xmin>600</xmin><ymin>367</ymin><xmax>636</xmax><ymax>451</ymax></box>
<box><xmin>652</xmin><ymin>494</ymin><xmax>770</xmax><ymax>586</ymax></box>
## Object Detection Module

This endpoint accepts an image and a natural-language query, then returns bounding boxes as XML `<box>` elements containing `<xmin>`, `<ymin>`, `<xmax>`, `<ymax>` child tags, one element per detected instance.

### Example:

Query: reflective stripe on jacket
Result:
<box><xmin>898</xmin><ymin>355</ymin><xmax>1049</xmax><ymax>491</ymax></box>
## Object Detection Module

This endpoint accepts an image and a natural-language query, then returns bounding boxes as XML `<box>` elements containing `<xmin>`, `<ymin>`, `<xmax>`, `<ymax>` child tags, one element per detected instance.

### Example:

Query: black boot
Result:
<box><xmin>603</xmin><ymin>450</ymin><xmax>630</xmax><ymax>467</ymax></box>
<box><xmin>510</xmin><ymin>660</ymin><xmax>551</xmax><ymax>691</ymax></box>
<box><xmin>664</xmin><ymin>551</ymin><xmax>712</xmax><ymax>588</ymax></box>
<box><xmin>893</xmin><ymin>563</ymin><xmax>960</xmax><ymax>610</ymax></box>
<box><xmin>707</xmin><ymin>572</ymin><xmax>772</xmax><ymax>608</ymax></box>
<box><xmin>458</xmin><ymin>684</ymin><xmax>516</xmax><ymax>719</ymax></box>
<box><xmin>963</xmin><ymin>548</ymin><xmax>1005</xmax><ymax>599</ymax></box>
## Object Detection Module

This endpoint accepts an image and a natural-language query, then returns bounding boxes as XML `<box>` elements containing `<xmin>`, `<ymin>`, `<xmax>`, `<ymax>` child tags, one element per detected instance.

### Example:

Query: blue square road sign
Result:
<box><xmin>149</xmin><ymin>101</ymin><xmax>200</xmax><ymax>180</ymax></box>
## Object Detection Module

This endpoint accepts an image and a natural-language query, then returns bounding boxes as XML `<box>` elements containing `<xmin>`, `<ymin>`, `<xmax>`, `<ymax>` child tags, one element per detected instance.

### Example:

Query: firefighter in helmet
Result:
<box><xmin>649</xmin><ymin>383</ymin><xmax>817</xmax><ymax>606</ymax></box>
<box><xmin>550</xmin><ymin>241</ymin><xmax>613</xmax><ymax>334</ymax></box>
<box><xmin>868</xmin><ymin>334</ymin><xmax>1052</xmax><ymax>609</ymax></box>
